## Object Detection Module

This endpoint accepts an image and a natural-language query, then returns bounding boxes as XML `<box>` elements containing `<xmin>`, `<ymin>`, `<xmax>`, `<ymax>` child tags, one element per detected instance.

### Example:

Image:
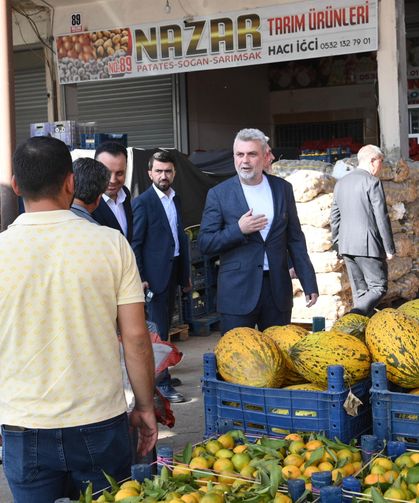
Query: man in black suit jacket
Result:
<box><xmin>331</xmin><ymin>144</ymin><xmax>396</xmax><ymax>316</ymax></box>
<box><xmin>199</xmin><ymin>128</ymin><xmax>318</xmax><ymax>334</ymax></box>
<box><xmin>132</xmin><ymin>150</ymin><xmax>191</xmax><ymax>403</ymax></box>
<box><xmin>92</xmin><ymin>141</ymin><xmax>133</xmax><ymax>243</ymax></box>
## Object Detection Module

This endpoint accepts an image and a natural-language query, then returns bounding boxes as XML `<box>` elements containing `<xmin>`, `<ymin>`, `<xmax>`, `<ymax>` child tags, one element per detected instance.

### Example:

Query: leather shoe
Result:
<box><xmin>158</xmin><ymin>384</ymin><xmax>186</xmax><ymax>403</ymax></box>
<box><xmin>170</xmin><ymin>377</ymin><xmax>182</xmax><ymax>387</ymax></box>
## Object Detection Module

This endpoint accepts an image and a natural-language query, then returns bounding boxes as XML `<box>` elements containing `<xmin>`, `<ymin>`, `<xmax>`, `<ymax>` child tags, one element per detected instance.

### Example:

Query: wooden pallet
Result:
<box><xmin>168</xmin><ymin>324</ymin><xmax>189</xmax><ymax>342</ymax></box>
<box><xmin>189</xmin><ymin>313</ymin><xmax>220</xmax><ymax>336</ymax></box>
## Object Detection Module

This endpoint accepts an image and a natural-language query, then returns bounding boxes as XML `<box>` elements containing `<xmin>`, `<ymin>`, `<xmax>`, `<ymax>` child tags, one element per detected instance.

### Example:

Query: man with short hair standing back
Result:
<box><xmin>0</xmin><ymin>137</ymin><xmax>157</xmax><ymax>502</ymax></box>
<box><xmin>71</xmin><ymin>157</ymin><xmax>110</xmax><ymax>223</ymax></box>
<box><xmin>92</xmin><ymin>141</ymin><xmax>133</xmax><ymax>242</ymax></box>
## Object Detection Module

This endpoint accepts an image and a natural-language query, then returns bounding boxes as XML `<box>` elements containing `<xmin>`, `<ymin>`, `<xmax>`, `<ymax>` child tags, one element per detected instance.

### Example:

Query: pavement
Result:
<box><xmin>0</xmin><ymin>330</ymin><xmax>220</xmax><ymax>502</ymax></box>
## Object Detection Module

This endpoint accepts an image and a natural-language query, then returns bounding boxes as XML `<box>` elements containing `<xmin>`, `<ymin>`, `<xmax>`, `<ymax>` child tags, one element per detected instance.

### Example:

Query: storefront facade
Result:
<box><xmin>11</xmin><ymin>0</ymin><xmax>417</xmax><ymax>158</ymax></box>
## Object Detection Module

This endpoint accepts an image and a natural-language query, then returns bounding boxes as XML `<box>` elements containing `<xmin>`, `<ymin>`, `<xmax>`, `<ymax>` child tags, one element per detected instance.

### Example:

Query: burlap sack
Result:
<box><xmin>296</xmin><ymin>193</ymin><xmax>333</xmax><ymax>228</ymax></box>
<box><xmin>286</xmin><ymin>170</ymin><xmax>336</xmax><ymax>202</ymax></box>
<box><xmin>393</xmin><ymin>233</ymin><xmax>415</xmax><ymax>257</ymax></box>
<box><xmin>387</xmin><ymin>256</ymin><xmax>413</xmax><ymax>282</ymax></box>
<box><xmin>292</xmin><ymin>292</ymin><xmax>351</xmax><ymax>321</ymax></box>
<box><xmin>383</xmin><ymin>180</ymin><xmax>417</xmax><ymax>206</ymax></box>
<box><xmin>301</xmin><ymin>225</ymin><xmax>332</xmax><ymax>252</ymax></box>
<box><xmin>308</xmin><ymin>251</ymin><xmax>343</xmax><ymax>273</ymax></box>
<box><xmin>379</xmin><ymin>159</ymin><xmax>410</xmax><ymax>182</ymax></box>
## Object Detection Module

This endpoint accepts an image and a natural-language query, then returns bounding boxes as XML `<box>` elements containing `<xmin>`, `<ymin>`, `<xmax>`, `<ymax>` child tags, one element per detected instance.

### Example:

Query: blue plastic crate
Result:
<box><xmin>80</xmin><ymin>133</ymin><xmax>128</xmax><ymax>149</ymax></box>
<box><xmin>202</xmin><ymin>353</ymin><xmax>371</xmax><ymax>443</ymax></box>
<box><xmin>182</xmin><ymin>292</ymin><xmax>208</xmax><ymax>321</ymax></box>
<box><xmin>371</xmin><ymin>362</ymin><xmax>419</xmax><ymax>450</ymax></box>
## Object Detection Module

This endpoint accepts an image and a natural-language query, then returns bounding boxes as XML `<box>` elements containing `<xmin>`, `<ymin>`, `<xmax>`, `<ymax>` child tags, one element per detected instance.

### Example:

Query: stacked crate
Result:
<box><xmin>182</xmin><ymin>235</ymin><xmax>220</xmax><ymax>336</ymax></box>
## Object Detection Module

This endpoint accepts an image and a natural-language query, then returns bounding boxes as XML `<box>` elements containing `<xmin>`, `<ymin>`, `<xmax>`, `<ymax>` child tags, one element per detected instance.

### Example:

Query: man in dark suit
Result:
<box><xmin>92</xmin><ymin>142</ymin><xmax>133</xmax><ymax>242</ymax></box>
<box><xmin>132</xmin><ymin>150</ymin><xmax>191</xmax><ymax>403</ymax></box>
<box><xmin>198</xmin><ymin>128</ymin><xmax>318</xmax><ymax>334</ymax></box>
<box><xmin>331</xmin><ymin>144</ymin><xmax>395</xmax><ymax>316</ymax></box>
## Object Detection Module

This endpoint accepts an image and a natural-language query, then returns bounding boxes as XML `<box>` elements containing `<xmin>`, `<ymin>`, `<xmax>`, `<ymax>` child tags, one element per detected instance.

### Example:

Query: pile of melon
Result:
<box><xmin>214</xmin><ymin>299</ymin><xmax>419</xmax><ymax>391</ymax></box>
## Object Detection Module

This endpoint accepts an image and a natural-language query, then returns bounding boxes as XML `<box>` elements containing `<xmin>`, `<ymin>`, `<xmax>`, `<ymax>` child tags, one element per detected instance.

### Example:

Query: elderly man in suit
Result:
<box><xmin>198</xmin><ymin>128</ymin><xmax>318</xmax><ymax>334</ymax></box>
<box><xmin>331</xmin><ymin>144</ymin><xmax>395</xmax><ymax>316</ymax></box>
<box><xmin>92</xmin><ymin>141</ymin><xmax>133</xmax><ymax>242</ymax></box>
<box><xmin>131</xmin><ymin>150</ymin><xmax>191</xmax><ymax>403</ymax></box>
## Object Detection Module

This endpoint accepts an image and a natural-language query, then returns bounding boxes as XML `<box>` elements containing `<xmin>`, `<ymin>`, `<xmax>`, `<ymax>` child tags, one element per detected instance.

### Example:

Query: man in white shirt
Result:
<box><xmin>132</xmin><ymin>151</ymin><xmax>191</xmax><ymax>402</ymax></box>
<box><xmin>199</xmin><ymin>128</ymin><xmax>318</xmax><ymax>334</ymax></box>
<box><xmin>92</xmin><ymin>141</ymin><xmax>133</xmax><ymax>243</ymax></box>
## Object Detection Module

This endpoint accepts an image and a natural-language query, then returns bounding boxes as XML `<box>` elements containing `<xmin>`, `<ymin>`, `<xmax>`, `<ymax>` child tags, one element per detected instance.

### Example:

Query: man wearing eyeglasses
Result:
<box><xmin>331</xmin><ymin>144</ymin><xmax>396</xmax><ymax>317</ymax></box>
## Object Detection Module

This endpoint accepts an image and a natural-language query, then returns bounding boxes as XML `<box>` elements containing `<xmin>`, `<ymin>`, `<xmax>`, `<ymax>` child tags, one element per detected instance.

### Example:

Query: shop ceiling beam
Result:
<box><xmin>0</xmin><ymin>0</ymin><xmax>18</xmax><ymax>231</ymax></box>
<box><xmin>377</xmin><ymin>0</ymin><xmax>409</xmax><ymax>159</ymax></box>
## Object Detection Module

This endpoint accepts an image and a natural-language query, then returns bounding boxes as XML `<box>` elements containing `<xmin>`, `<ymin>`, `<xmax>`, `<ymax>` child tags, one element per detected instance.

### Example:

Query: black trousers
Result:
<box><xmin>146</xmin><ymin>257</ymin><xmax>179</xmax><ymax>386</ymax></box>
<box><xmin>220</xmin><ymin>274</ymin><xmax>291</xmax><ymax>335</ymax></box>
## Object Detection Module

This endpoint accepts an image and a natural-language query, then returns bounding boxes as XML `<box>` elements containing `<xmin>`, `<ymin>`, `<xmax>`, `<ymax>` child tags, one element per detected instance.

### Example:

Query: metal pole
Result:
<box><xmin>0</xmin><ymin>0</ymin><xmax>18</xmax><ymax>231</ymax></box>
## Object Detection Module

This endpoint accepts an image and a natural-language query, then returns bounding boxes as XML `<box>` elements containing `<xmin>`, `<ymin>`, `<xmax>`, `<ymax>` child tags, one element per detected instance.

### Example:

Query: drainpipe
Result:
<box><xmin>0</xmin><ymin>0</ymin><xmax>18</xmax><ymax>230</ymax></box>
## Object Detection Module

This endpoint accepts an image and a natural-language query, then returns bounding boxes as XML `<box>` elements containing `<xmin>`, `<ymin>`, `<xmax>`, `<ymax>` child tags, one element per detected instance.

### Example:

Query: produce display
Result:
<box><xmin>213</xmin><ymin>300</ymin><xmax>419</xmax><ymax>392</ymax></box>
<box><xmin>289</xmin><ymin>331</ymin><xmax>370</xmax><ymax>387</ymax></box>
<box><xmin>214</xmin><ymin>328</ymin><xmax>285</xmax><ymax>388</ymax></box>
<box><xmin>263</xmin><ymin>325</ymin><xmax>308</xmax><ymax>386</ymax></box>
<box><xmin>365</xmin><ymin>308</ymin><xmax>419</xmax><ymax>388</ymax></box>
<box><xmin>75</xmin><ymin>430</ymin><xmax>364</xmax><ymax>502</ymax></box>
<box><xmin>353</xmin><ymin>451</ymin><xmax>419</xmax><ymax>501</ymax></box>
<box><xmin>330</xmin><ymin>314</ymin><xmax>369</xmax><ymax>341</ymax></box>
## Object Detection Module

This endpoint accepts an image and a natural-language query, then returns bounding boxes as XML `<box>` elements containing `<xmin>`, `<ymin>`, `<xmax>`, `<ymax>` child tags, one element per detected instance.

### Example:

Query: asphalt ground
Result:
<box><xmin>0</xmin><ymin>330</ymin><xmax>220</xmax><ymax>502</ymax></box>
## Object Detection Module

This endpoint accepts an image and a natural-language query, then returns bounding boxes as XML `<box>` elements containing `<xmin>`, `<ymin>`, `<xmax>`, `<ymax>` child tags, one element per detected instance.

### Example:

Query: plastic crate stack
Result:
<box><xmin>371</xmin><ymin>362</ymin><xmax>419</xmax><ymax>449</ymax></box>
<box><xmin>182</xmin><ymin>237</ymin><xmax>220</xmax><ymax>336</ymax></box>
<box><xmin>202</xmin><ymin>352</ymin><xmax>372</xmax><ymax>443</ymax></box>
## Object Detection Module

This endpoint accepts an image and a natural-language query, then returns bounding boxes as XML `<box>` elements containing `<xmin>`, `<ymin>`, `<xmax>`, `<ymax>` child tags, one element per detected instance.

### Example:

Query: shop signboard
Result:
<box><xmin>56</xmin><ymin>0</ymin><xmax>377</xmax><ymax>84</ymax></box>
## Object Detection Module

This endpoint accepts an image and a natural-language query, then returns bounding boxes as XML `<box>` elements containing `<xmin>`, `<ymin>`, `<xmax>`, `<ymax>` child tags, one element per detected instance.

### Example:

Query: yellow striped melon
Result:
<box><xmin>215</xmin><ymin>327</ymin><xmax>285</xmax><ymax>388</ymax></box>
<box><xmin>397</xmin><ymin>299</ymin><xmax>419</xmax><ymax>322</ymax></box>
<box><xmin>289</xmin><ymin>330</ymin><xmax>371</xmax><ymax>386</ymax></box>
<box><xmin>263</xmin><ymin>325</ymin><xmax>308</xmax><ymax>385</ymax></box>
<box><xmin>331</xmin><ymin>313</ymin><xmax>369</xmax><ymax>341</ymax></box>
<box><xmin>365</xmin><ymin>308</ymin><xmax>419</xmax><ymax>388</ymax></box>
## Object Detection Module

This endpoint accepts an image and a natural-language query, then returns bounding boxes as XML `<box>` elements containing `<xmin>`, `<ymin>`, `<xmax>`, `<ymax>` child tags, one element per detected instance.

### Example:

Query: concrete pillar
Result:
<box><xmin>376</xmin><ymin>0</ymin><xmax>409</xmax><ymax>159</ymax></box>
<box><xmin>0</xmin><ymin>0</ymin><xmax>18</xmax><ymax>230</ymax></box>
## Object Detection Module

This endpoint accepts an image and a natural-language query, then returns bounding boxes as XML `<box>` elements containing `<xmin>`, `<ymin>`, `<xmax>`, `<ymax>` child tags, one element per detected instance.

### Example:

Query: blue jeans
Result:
<box><xmin>2</xmin><ymin>413</ymin><xmax>131</xmax><ymax>503</ymax></box>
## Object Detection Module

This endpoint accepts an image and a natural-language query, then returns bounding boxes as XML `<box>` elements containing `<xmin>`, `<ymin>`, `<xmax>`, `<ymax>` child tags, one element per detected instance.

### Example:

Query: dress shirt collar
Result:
<box><xmin>152</xmin><ymin>183</ymin><xmax>175</xmax><ymax>201</ymax></box>
<box><xmin>103</xmin><ymin>188</ymin><xmax>127</xmax><ymax>205</ymax></box>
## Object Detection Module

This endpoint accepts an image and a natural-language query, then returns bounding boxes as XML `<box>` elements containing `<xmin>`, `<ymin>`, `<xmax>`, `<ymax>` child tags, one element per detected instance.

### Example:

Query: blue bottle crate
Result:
<box><xmin>202</xmin><ymin>353</ymin><xmax>371</xmax><ymax>443</ymax></box>
<box><xmin>371</xmin><ymin>362</ymin><xmax>419</xmax><ymax>449</ymax></box>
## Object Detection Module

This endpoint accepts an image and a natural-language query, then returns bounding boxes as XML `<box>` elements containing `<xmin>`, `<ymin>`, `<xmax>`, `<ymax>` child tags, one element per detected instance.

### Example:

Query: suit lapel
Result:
<box><xmin>100</xmin><ymin>198</ymin><xmax>123</xmax><ymax>232</ymax></box>
<box><xmin>233</xmin><ymin>176</ymin><xmax>264</xmax><ymax>243</ymax></box>
<box><xmin>265</xmin><ymin>175</ymin><xmax>280</xmax><ymax>241</ymax></box>
<box><xmin>149</xmin><ymin>186</ymin><xmax>173</xmax><ymax>236</ymax></box>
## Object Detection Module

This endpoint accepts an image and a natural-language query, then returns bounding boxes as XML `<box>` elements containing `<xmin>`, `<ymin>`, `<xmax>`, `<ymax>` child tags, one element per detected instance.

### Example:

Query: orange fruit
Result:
<box><xmin>285</xmin><ymin>434</ymin><xmax>303</xmax><ymax>442</ymax></box>
<box><xmin>318</xmin><ymin>462</ymin><xmax>334</xmax><ymax>472</ymax></box>
<box><xmin>215</xmin><ymin>449</ymin><xmax>234</xmax><ymax>459</ymax></box>
<box><xmin>115</xmin><ymin>488</ymin><xmax>140</xmax><ymax>500</ymax></box>
<box><xmin>305</xmin><ymin>440</ymin><xmax>323</xmax><ymax>451</ymax></box>
<box><xmin>231</xmin><ymin>452</ymin><xmax>251</xmax><ymax>472</ymax></box>
<box><xmin>303</xmin><ymin>466</ymin><xmax>320</xmax><ymax>478</ymax></box>
<box><xmin>336</xmin><ymin>449</ymin><xmax>353</xmax><ymax>463</ymax></box>
<box><xmin>233</xmin><ymin>444</ymin><xmax>248</xmax><ymax>454</ymax></box>
<box><xmin>206</xmin><ymin>440</ymin><xmax>223</xmax><ymax>455</ymax></box>
<box><xmin>282</xmin><ymin>465</ymin><xmax>302</xmax><ymax>480</ymax></box>
<box><xmin>213</xmin><ymin>458</ymin><xmax>234</xmax><ymax>473</ymax></box>
<box><xmin>172</xmin><ymin>464</ymin><xmax>191</xmax><ymax>478</ymax></box>
<box><xmin>288</xmin><ymin>440</ymin><xmax>305</xmax><ymax>454</ymax></box>
<box><xmin>284</xmin><ymin>454</ymin><xmax>304</xmax><ymax>467</ymax></box>
<box><xmin>190</xmin><ymin>457</ymin><xmax>210</xmax><ymax>470</ymax></box>
<box><xmin>217</xmin><ymin>434</ymin><xmax>235</xmax><ymax>449</ymax></box>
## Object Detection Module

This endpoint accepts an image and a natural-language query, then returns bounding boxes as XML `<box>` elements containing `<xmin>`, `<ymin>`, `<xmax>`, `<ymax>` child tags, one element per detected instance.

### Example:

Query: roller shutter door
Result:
<box><xmin>74</xmin><ymin>75</ymin><xmax>175</xmax><ymax>148</ymax></box>
<box><xmin>15</xmin><ymin>65</ymin><xmax>48</xmax><ymax>145</ymax></box>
